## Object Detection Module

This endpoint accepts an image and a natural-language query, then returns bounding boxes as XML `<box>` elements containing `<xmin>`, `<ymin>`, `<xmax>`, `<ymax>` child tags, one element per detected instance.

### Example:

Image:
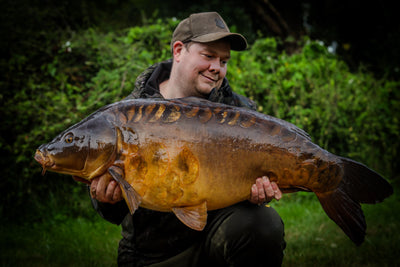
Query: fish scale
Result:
<box><xmin>118</xmin><ymin>99</ymin><xmax>257</xmax><ymax>128</ymax></box>
<box><xmin>34</xmin><ymin>97</ymin><xmax>393</xmax><ymax>245</ymax></box>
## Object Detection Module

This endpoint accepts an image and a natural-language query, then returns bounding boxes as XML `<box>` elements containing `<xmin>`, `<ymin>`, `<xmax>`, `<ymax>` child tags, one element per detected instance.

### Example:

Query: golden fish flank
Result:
<box><xmin>114</xmin><ymin>106</ymin><xmax>201</xmax><ymax>207</ymax></box>
<box><xmin>126</xmin><ymin>142</ymin><xmax>200</xmax><ymax>210</ymax></box>
<box><xmin>34</xmin><ymin>97</ymin><xmax>393</xmax><ymax>246</ymax></box>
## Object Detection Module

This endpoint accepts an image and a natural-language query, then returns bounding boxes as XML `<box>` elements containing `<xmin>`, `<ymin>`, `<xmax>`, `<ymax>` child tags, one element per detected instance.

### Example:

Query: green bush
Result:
<box><xmin>1</xmin><ymin>18</ymin><xmax>178</xmax><ymax>222</ymax></box>
<box><xmin>1</xmin><ymin>19</ymin><xmax>398</xmax><ymax>223</ymax></box>
<box><xmin>227</xmin><ymin>37</ymin><xmax>400</xmax><ymax>178</ymax></box>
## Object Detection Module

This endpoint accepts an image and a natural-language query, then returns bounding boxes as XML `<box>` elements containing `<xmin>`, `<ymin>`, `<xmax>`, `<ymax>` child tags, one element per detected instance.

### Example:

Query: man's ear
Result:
<box><xmin>172</xmin><ymin>41</ymin><xmax>184</xmax><ymax>62</ymax></box>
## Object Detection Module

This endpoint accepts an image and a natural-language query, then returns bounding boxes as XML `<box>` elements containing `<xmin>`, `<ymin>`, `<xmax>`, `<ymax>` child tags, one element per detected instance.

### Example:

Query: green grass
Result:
<box><xmin>1</xmin><ymin>190</ymin><xmax>399</xmax><ymax>266</ymax></box>
<box><xmin>272</xmin><ymin>192</ymin><xmax>400</xmax><ymax>266</ymax></box>
<box><xmin>0</xmin><ymin>217</ymin><xmax>121</xmax><ymax>266</ymax></box>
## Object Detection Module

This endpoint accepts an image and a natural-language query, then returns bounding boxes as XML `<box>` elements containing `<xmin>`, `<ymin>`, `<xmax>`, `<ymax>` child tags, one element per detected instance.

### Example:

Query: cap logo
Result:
<box><xmin>215</xmin><ymin>18</ymin><xmax>225</xmax><ymax>29</ymax></box>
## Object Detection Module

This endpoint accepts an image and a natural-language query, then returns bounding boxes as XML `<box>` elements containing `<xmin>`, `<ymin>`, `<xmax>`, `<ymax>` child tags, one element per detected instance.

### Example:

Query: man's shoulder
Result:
<box><xmin>126</xmin><ymin>59</ymin><xmax>173</xmax><ymax>100</ymax></box>
<box><xmin>209</xmin><ymin>82</ymin><xmax>257</xmax><ymax>111</ymax></box>
<box><xmin>230</xmin><ymin>92</ymin><xmax>257</xmax><ymax>111</ymax></box>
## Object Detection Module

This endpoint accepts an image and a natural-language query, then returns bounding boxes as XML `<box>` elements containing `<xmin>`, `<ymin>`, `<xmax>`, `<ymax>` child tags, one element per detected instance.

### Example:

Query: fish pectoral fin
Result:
<box><xmin>172</xmin><ymin>202</ymin><xmax>208</xmax><ymax>231</ymax></box>
<box><xmin>108</xmin><ymin>166</ymin><xmax>142</xmax><ymax>215</ymax></box>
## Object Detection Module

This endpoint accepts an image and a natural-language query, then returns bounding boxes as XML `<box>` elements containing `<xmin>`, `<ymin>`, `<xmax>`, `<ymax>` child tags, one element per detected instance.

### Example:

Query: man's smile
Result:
<box><xmin>200</xmin><ymin>73</ymin><xmax>218</xmax><ymax>83</ymax></box>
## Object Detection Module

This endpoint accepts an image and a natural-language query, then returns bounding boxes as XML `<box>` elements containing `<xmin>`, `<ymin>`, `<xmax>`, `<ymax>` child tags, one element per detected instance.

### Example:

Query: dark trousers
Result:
<box><xmin>120</xmin><ymin>202</ymin><xmax>286</xmax><ymax>267</ymax></box>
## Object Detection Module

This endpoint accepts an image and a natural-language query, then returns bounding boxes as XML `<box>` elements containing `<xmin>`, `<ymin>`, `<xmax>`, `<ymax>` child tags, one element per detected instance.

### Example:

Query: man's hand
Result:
<box><xmin>250</xmin><ymin>176</ymin><xmax>282</xmax><ymax>205</ymax></box>
<box><xmin>89</xmin><ymin>173</ymin><xmax>123</xmax><ymax>204</ymax></box>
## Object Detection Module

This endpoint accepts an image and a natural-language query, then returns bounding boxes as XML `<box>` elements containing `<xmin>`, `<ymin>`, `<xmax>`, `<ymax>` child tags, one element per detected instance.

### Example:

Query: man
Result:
<box><xmin>89</xmin><ymin>12</ymin><xmax>286</xmax><ymax>266</ymax></box>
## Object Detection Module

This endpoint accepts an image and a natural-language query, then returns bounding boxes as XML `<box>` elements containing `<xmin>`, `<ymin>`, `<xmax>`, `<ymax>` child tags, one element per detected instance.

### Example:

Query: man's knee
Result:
<box><xmin>219</xmin><ymin>203</ymin><xmax>284</xmax><ymax>248</ymax></box>
<box><xmin>205</xmin><ymin>202</ymin><xmax>286</xmax><ymax>266</ymax></box>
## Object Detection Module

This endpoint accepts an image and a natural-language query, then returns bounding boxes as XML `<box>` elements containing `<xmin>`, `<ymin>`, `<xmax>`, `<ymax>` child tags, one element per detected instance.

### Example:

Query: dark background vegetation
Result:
<box><xmin>1</xmin><ymin>0</ymin><xmax>399</xmax><ymax>265</ymax></box>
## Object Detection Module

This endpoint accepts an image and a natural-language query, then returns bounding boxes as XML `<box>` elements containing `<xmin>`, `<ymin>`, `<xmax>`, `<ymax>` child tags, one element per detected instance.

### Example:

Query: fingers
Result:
<box><xmin>250</xmin><ymin>184</ymin><xmax>259</xmax><ymax>204</ymax></box>
<box><xmin>249</xmin><ymin>177</ymin><xmax>267</xmax><ymax>204</ymax></box>
<box><xmin>249</xmin><ymin>176</ymin><xmax>282</xmax><ymax>205</ymax></box>
<box><xmin>104</xmin><ymin>180</ymin><xmax>123</xmax><ymax>204</ymax></box>
<box><xmin>257</xmin><ymin>177</ymin><xmax>268</xmax><ymax>203</ymax></box>
<box><xmin>271</xmin><ymin>181</ymin><xmax>282</xmax><ymax>201</ymax></box>
<box><xmin>90</xmin><ymin>173</ymin><xmax>123</xmax><ymax>204</ymax></box>
<box><xmin>261</xmin><ymin>176</ymin><xmax>274</xmax><ymax>202</ymax></box>
<box><xmin>90</xmin><ymin>177</ymin><xmax>99</xmax><ymax>199</ymax></box>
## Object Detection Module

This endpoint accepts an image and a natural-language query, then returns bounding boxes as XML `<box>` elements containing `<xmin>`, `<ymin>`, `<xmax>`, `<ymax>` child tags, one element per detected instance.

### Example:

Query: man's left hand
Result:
<box><xmin>250</xmin><ymin>176</ymin><xmax>282</xmax><ymax>205</ymax></box>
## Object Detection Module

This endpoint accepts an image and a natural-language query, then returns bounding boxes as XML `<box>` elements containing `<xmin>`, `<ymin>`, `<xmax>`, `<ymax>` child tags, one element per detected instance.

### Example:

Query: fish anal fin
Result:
<box><xmin>108</xmin><ymin>166</ymin><xmax>142</xmax><ymax>215</ymax></box>
<box><xmin>280</xmin><ymin>186</ymin><xmax>312</xmax><ymax>193</ymax></box>
<box><xmin>172</xmin><ymin>201</ymin><xmax>208</xmax><ymax>231</ymax></box>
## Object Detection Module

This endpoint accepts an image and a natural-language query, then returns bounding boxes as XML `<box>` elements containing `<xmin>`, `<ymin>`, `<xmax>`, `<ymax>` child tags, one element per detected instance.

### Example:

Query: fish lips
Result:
<box><xmin>34</xmin><ymin>149</ymin><xmax>55</xmax><ymax>175</ymax></box>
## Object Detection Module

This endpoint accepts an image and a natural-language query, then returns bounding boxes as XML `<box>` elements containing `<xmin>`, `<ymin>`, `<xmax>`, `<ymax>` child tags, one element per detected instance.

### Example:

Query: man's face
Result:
<box><xmin>175</xmin><ymin>40</ymin><xmax>231</xmax><ymax>98</ymax></box>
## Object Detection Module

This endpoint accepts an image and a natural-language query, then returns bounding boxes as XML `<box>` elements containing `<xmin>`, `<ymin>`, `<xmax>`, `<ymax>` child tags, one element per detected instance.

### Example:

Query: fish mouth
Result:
<box><xmin>34</xmin><ymin>150</ymin><xmax>55</xmax><ymax>175</ymax></box>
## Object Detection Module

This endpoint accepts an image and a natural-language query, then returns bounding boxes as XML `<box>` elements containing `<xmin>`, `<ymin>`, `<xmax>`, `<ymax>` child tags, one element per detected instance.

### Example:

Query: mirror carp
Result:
<box><xmin>34</xmin><ymin>97</ymin><xmax>393</xmax><ymax>245</ymax></box>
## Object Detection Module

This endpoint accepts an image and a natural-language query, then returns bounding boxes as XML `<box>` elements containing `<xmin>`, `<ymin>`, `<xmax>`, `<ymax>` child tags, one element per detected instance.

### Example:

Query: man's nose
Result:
<box><xmin>209</xmin><ymin>59</ymin><xmax>221</xmax><ymax>73</ymax></box>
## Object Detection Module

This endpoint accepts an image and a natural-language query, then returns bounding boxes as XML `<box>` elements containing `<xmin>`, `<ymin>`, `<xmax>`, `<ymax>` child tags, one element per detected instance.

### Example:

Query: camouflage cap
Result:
<box><xmin>171</xmin><ymin>12</ymin><xmax>248</xmax><ymax>51</ymax></box>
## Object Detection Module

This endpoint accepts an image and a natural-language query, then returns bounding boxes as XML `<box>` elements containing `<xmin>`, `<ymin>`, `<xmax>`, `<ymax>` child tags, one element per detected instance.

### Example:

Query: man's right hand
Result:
<box><xmin>89</xmin><ymin>172</ymin><xmax>123</xmax><ymax>204</ymax></box>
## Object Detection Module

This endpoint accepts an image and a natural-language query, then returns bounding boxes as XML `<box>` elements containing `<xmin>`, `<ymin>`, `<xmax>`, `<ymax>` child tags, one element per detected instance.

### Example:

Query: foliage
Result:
<box><xmin>1</xmin><ymin>18</ymin><xmax>399</xmax><ymax>224</ymax></box>
<box><xmin>227</xmin><ymin>37</ymin><xmax>400</xmax><ymax>177</ymax></box>
<box><xmin>0</xmin><ymin>18</ymin><xmax>177</xmax><ymax>222</ymax></box>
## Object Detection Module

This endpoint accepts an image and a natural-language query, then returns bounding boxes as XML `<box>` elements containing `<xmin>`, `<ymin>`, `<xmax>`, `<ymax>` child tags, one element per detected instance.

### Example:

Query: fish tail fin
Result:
<box><xmin>316</xmin><ymin>188</ymin><xmax>366</xmax><ymax>245</ymax></box>
<box><xmin>316</xmin><ymin>157</ymin><xmax>393</xmax><ymax>245</ymax></box>
<box><xmin>339</xmin><ymin>157</ymin><xmax>393</xmax><ymax>204</ymax></box>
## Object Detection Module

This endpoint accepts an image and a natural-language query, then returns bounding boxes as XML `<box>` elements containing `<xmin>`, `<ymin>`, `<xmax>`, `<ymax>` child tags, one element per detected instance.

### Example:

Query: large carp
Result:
<box><xmin>34</xmin><ymin>97</ymin><xmax>392</xmax><ymax>245</ymax></box>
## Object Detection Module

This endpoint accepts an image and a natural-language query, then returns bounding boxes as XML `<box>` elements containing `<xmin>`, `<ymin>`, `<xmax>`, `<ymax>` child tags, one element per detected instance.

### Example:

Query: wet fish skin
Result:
<box><xmin>34</xmin><ymin>97</ymin><xmax>393</xmax><ymax>245</ymax></box>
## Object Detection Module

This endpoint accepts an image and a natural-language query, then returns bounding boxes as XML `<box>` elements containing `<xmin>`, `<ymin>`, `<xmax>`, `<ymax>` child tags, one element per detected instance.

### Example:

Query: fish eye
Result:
<box><xmin>65</xmin><ymin>133</ymin><xmax>74</xmax><ymax>144</ymax></box>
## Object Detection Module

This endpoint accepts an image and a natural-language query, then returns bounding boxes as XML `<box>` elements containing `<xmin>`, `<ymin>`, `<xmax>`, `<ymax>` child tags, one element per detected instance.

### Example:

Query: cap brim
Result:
<box><xmin>191</xmin><ymin>32</ymin><xmax>248</xmax><ymax>51</ymax></box>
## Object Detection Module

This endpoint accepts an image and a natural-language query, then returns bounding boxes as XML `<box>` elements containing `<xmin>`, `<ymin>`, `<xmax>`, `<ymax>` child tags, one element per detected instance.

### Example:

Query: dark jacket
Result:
<box><xmin>92</xmin><ymin>59</ymin><xmax>257</xmax><ymax>265</ymax></box>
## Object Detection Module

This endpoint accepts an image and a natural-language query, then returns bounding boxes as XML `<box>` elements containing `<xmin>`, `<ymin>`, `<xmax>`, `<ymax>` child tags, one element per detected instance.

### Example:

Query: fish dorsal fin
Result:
<box><xmin>108</xmin><ymin>166</ymin><xmax>142</xmax><ymax>214</ymax></box>
<box><xmin>172</xmin><ymin>201</ymin><xmax>208</xmax><ymax>231</ymax></box>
